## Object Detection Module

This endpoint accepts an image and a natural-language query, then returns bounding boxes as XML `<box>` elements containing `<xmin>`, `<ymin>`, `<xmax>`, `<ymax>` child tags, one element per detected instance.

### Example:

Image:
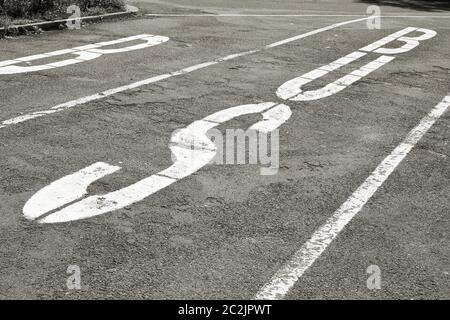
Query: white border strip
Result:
<box><xmin>0</xmin><ymin>17</ymin><xmax>371</xmax><ymax>130</ymax></box>
<box><xmin>255</xmin><ymin>95</ymin><xmax>450</xmax><ymax>300</ymax></box>
<box><xmin>147</xmin><ymin>14</ymin><xmax>450</xmax><ymax>18</ymax></box>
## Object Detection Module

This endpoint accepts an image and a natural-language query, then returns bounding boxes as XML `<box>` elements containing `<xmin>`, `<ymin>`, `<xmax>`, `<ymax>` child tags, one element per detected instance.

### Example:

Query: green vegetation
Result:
<box><xmin>0</xmin><ymin>0</ymin><xmax>126</xmax><ymax>22</ymax></box>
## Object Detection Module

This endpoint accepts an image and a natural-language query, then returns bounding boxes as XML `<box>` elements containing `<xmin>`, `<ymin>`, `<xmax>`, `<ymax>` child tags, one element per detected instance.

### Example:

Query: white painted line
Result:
<box><xmin>0</xmin><ymin>35</ymin><xmax>169</xmax><ymax>75</ymax></box>
<box><xmin>361</xmin><ymin>27</ymin><xmax>436</xmax><ymax>55</ymax></box>
<box><xmin>276</xmin><ymin>51</ymin><xmax>367</xmax><ymax>100</ymax></box>
<box><xmin>146</xmin><ymin>14</ymin><xmax>450</xmax><ymax>18</ymax></box>
<box><xmin>26</xmin><ymin>102</ymin><xmax>291</xmax><ymax>223</ymax></box>
<box><xmin>359</xmin><ymin>27</ymin><xmax>416</xmax><ymax>52</ymax></box>
<box><xmin>0</xmin><ymin>17</ymin><xmax>372</xmax><ymax>130</ymax></box>
<box><xmin>255</xmin><ymin>94</ymin><xmax>450</xmax><ymax>300</ymax></box>
<box><xmin>277</xmin><ymin>27</ymin><xmax>436</xmax><ymax>101</ymax></box>
<box><xmin>23</xmin><ymin>162</ymin><xmax>121</xmax><ymax>220</ymax></box>
<box><xmin>249</xmin><ymin>104</ymin><xmax>292</xmax><ymax>133</ymax></box>
<box><xmin>297</xmin><ymin>55</ymin><xmax>394</xmax><ymax>100</ymax></box>
<box><xmin>148</xmin><ymin>14</ymin><xmax>368</xmax><ymax>17</ymax></box>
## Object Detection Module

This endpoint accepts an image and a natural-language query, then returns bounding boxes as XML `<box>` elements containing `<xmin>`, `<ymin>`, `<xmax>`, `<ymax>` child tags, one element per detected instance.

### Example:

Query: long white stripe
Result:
<box><xmin>148</xmin><ymin>14</ymin><xmax>367</xmax><ymax>17</ymax></box>
<box><xmin>255</xmin><ymin>94</ymin><xmax>450</xmax><ymax>300</ymax></box>
<box><xmin>146</xmin><ymin>14</ymin><xmax>450</xmax><ymax>18</ymax></box>
<box><xmin>0</xmin><ymin>17</ymin><xmax>371</xmax><ymax>130</ymax></box>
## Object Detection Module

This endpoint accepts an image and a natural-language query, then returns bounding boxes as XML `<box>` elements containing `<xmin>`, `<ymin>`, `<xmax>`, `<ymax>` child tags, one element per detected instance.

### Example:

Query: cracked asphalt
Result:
<box><xmin>0</xmin><ymin>0</ymin><xmax>449</xmax><ymax>299</ymax></box>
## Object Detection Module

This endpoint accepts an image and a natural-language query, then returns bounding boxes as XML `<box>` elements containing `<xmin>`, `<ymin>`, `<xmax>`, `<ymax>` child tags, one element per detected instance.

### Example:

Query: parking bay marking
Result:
<box><xmin>255</xmin><ymin>94</ymin><xmax>450</xmax><ymax>300</ymax></box>
<box><xmin>0</xmin><ymin>16</ymin><xmax>372</xmax><ymax>129</ymax></box>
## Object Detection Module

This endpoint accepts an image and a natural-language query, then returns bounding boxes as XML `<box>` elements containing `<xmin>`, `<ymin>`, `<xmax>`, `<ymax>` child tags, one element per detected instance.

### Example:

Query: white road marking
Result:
<box><xmin>276</xmin><ymin>51</ymin><xmax>367</xmax><ymax>100</ymax></box>
<box><xmin>21</xmin><ymin>24</ymin><xmax>438</xmax><ymax>223</ymax></box>
<box><xmin>0</xmin><ymin>35</ymin><xmax>169</xmax><ymax>75</ymax></box>
<box><xmin>360</xmin><ymin>27</ymin><xmax>436</xmax><ymax>54</ymax></box>
<box><xmin>23</xmin><ymin>162</ymin><xmax>121</xmax><ymax>220</ymax></box>
<box><xmin>0</xmin><ymin>51</ymin><xmax>103</xmax><ymax>74</ymax></box>
<box><xmin>277</xmin><ymin>27</ymin><xmax>436</xmax><ymax>101</ymax></box>
<box><xmin>148</xmin><ymin>14</ymin><xmax>370</xmax><ymax>17</ymax></box>
<box><xmin>255</xmin><ymin>94</ymin><xmax>450</xmax><ymax>300</ymax></box>
<box><xmin>278</xmin><ymin>55</ymin><xmax>396</xmax><ymax>101</ymax></box>
<box><xmin>249</xmin><ymin>104</ymin><xmax>293</xmax><ymax>133</ymax></box>
<box><xmin>25</xmin><ymin>102</ymin><xmax>292</xmax><ymax>223</ymax></box>
<box><xmin>146</xmin><ymin>14</ymin><xmax>450</xmax><ymax>18</ymax></box>
<box><xmin>359</xmin><ymin>27</ymin><xmax>416</xmax><ymax>52</ymax></box>
<box><xmin>0</xmin><ymin>17</ymin><xmax>372</xmax><ymax>130</ymax></box>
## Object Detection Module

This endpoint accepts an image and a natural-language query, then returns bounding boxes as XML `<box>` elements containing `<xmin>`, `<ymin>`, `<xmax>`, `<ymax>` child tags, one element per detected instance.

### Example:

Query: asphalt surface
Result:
<box><xmin>0</xmin><ymin>0</ymin><xmax>449</xmax><ymax>299</ymax></box>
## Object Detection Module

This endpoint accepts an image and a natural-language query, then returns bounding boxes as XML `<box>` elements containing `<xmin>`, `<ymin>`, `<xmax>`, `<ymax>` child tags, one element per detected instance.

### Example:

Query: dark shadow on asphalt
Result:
<box><xmin>357</xmin><ymin>0</ymin><xmax>450</xmax><ymax>11</ymax></box>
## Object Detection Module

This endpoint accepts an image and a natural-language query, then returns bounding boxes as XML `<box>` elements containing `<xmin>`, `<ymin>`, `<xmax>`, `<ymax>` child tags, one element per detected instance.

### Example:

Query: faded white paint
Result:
<box><xmin>277</xmin><ymin>27</ymin><xmax>436</xmax><ymax>101</ymax></box>
<box><xmin>0</xmin><ymin>17</ymin><xmax>372</xmax><ymax>129</ymax></box>
<box><xmin>23</xmin><ymin>162</ymin><xmax>121</xmax><ymax>220</ymax></box>
<box><xmin>276</xmin><ymin>51</ymin><xmax>367</xmax><ymax>101</ymax></box>
<box><xmin>360</xmin><ymin>27</ymin><xmax>436</xmax><ymax>54</ymax></box>
<box><xmin>22</xmin><ymin>25</ymin><xmax>438</xmax><ymax>225</ymax></box>
<box><xmin>146</xmin><ymin>14</ymin><xmax>450</xmax><ymax>18</ymax></box>
<box><xmin>249</xmin><ymin>104</ymin><xmax>293</xmax><ymax>133</ymax></box>
<box><xmin>25</xmin><ymin>103</ymin><xmax>291</xmax><ymax>223</ymax></box>
<box><xmin>0</xmin><ymin>35</ymin><xmax>169</xmax><ymax>75</ymax></box>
